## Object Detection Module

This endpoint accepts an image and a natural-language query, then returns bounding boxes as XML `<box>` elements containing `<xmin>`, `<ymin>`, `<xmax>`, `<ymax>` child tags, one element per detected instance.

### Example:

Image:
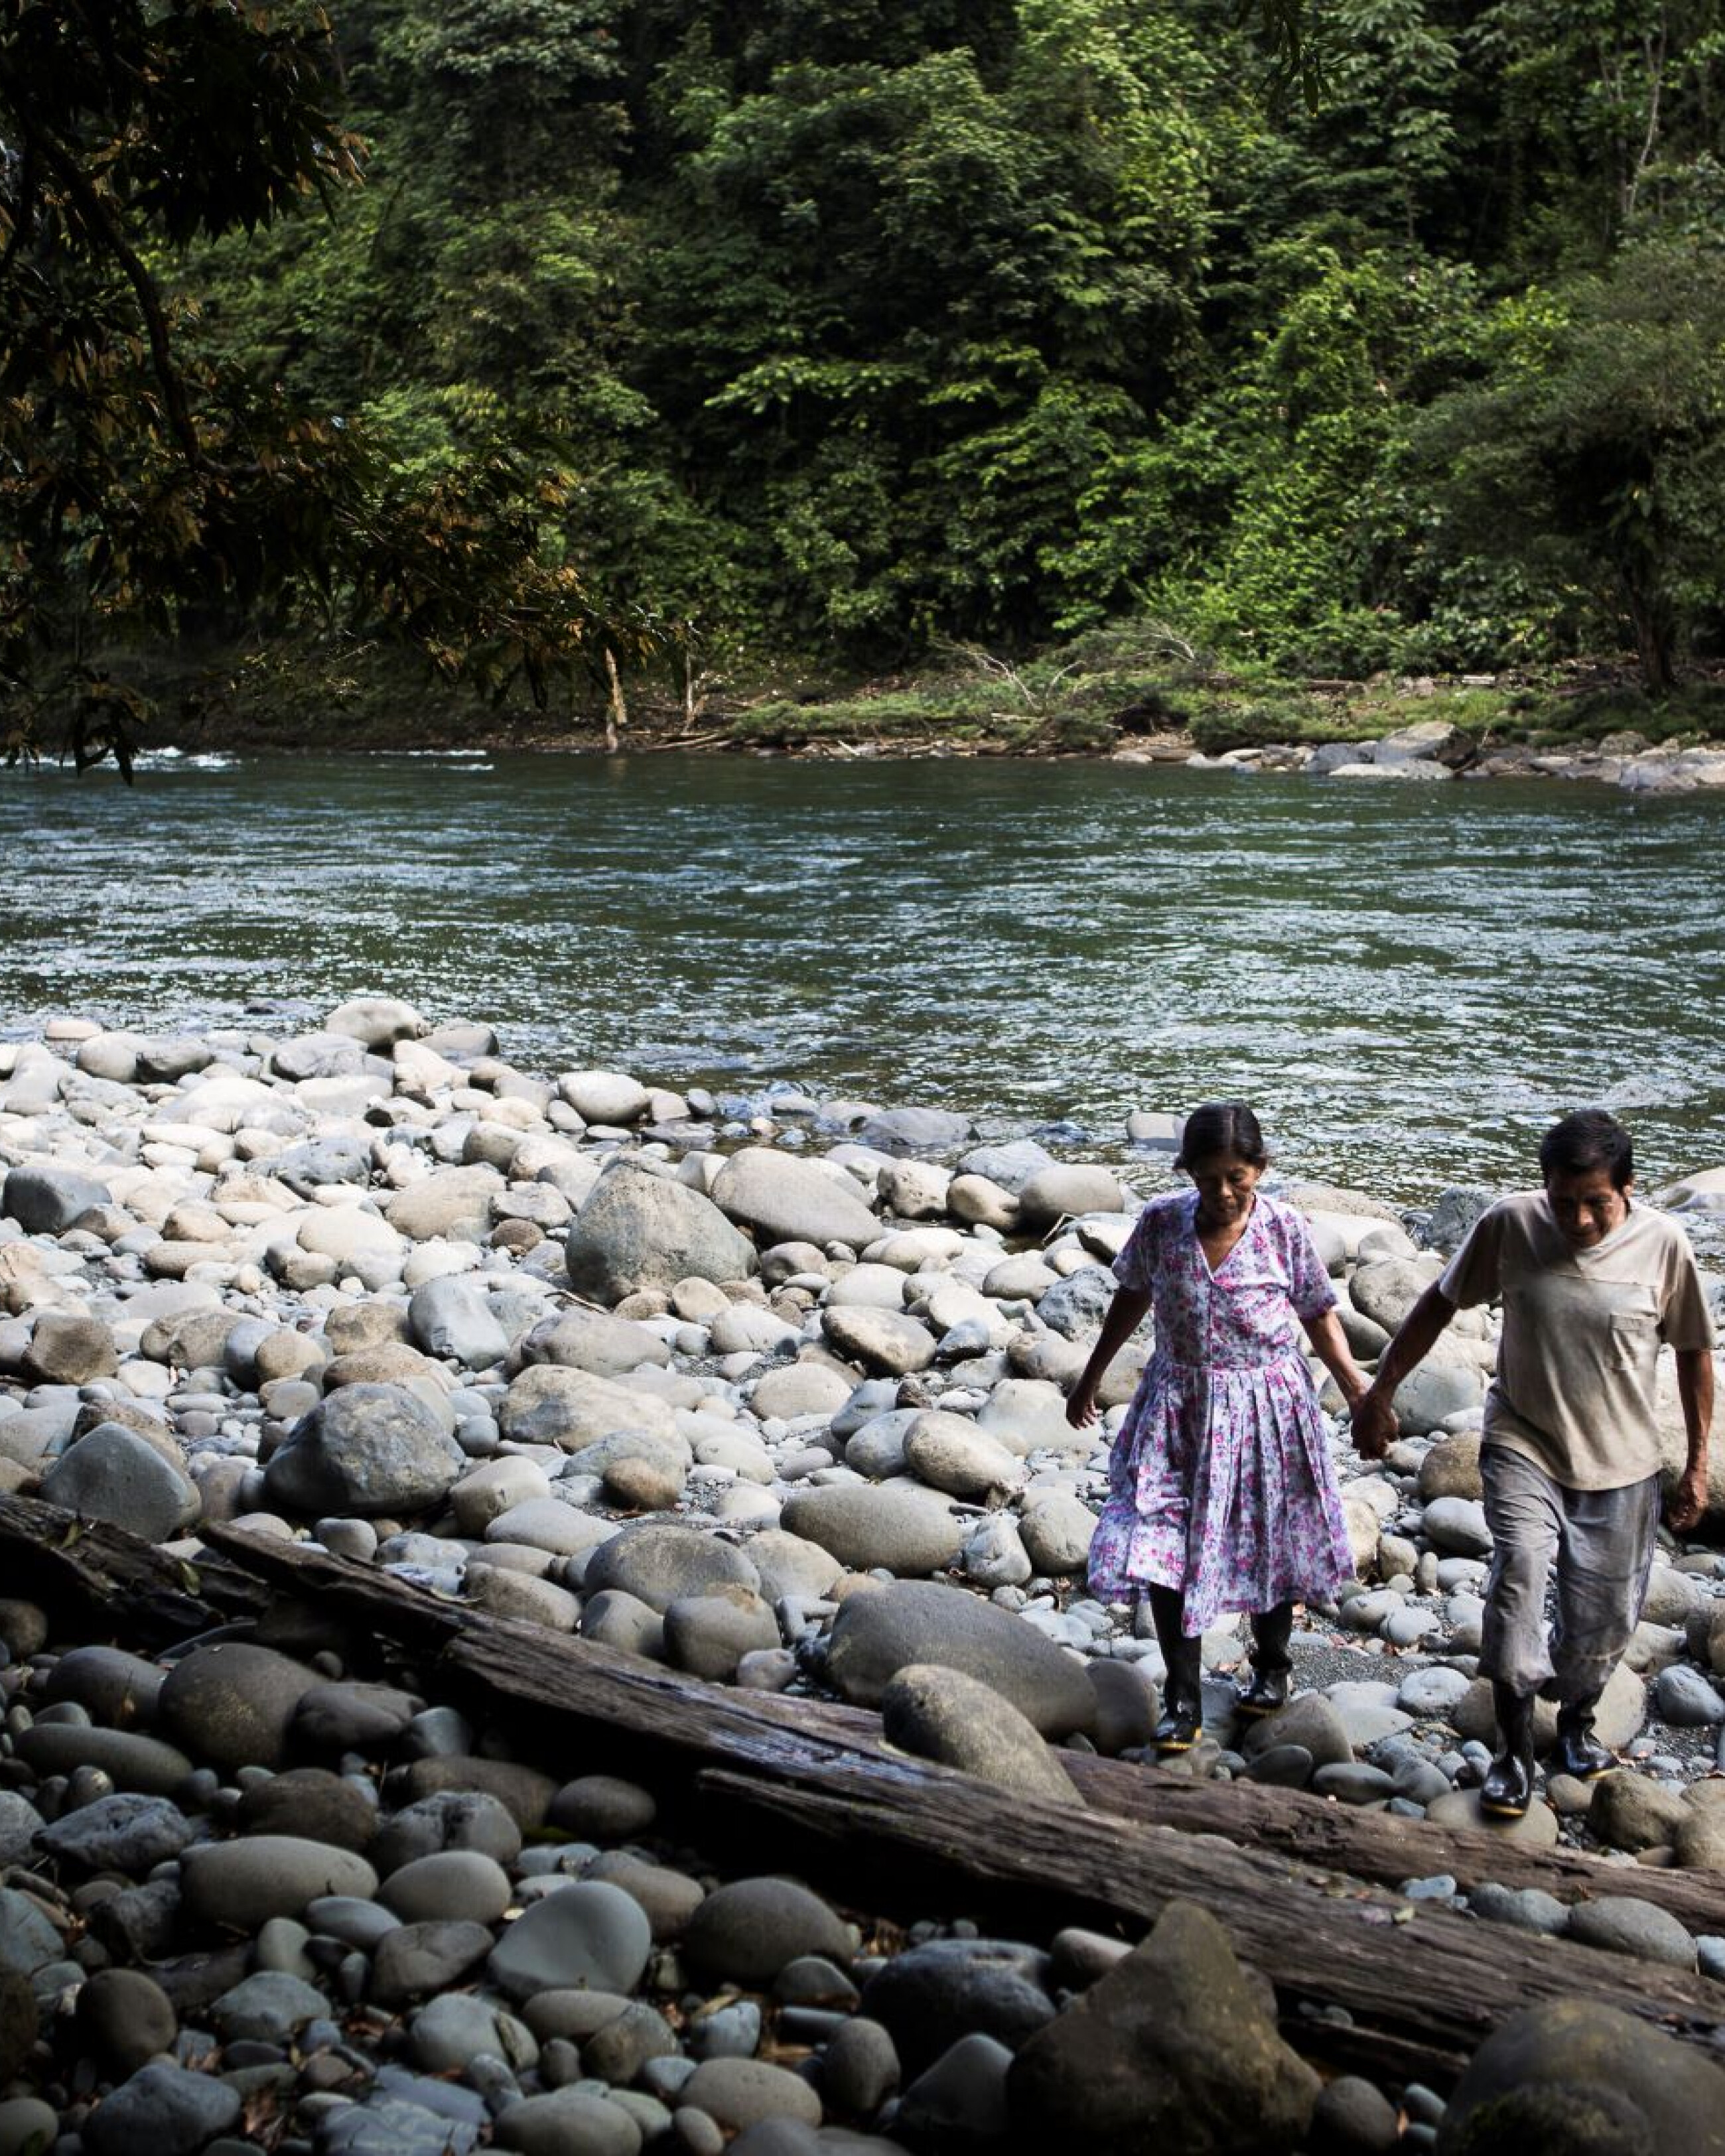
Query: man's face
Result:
<box><xmin>1545</xmin><ymin>1164</ymin><xmax>1631</xmax><ymax>1249</ymax></box>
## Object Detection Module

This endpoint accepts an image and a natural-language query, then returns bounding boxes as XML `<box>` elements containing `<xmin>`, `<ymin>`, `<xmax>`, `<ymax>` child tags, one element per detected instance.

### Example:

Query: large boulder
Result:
<box><xmin>1006</xmin><ymin>1900</ymin><xmax>1320</xmax><ymax>2155</ymax></box>
<box><xmin>582</xmin><ymin>1521</ymin><xmax>762</xmax><ymax>1614</ymax></box>
<box><xmin>882</xmin><ymin>1665</ymin><xmax>1082</xmax><ymax>1803</ymax></box>
<box><xmin>1016</xmin><ymin>1167</ymin><xmax>1128</xmax><ymax>1229</ymax></box>
<box><xmin>1436</xmin><ymin>1998</ymin><xmax>1725</xmax><ymax>2155</ymax></box>
<box><xmin>824</xmin><ymin>1580</ymin><xmax>1096</xmax><ymax>1738</ymax></box>
<box><xmin>3</xmin><ymin>1163</ymin><xmax>111</xmax><ymax>1233</ymax></box>
<box><xmin>516</xmin><ymin>1308</ymin><xmax>672</xmax><ymax>1379</ymax></box>
<box><xmin>326</xmin><ymin>996</ymin><xmax>426</xmax><ymax>1047</ymax></box>
<box><xmin>159</xmin><ymin>1645</ymin><xmax>322</xmax><ymax>1774</ymax></box>
<box><xmin>779</xmin><ymin>1483</ymin><xmax>964</xmax><ymax>1576</ymax></box>
<box><xmin>1349</xmin><ymin>1254</ymin><xmax>1445</xmax><ymax>1335</ymax></box>
<box><xmin>407</xmin><ymin>1278</ymin><xmax>511</xmax><ymax>1369</ymax></box>
<box><xmin>385</xmin><ymin>1166</ymin><xmax>502</xmax><ymax>1244</ymax></box>
<box><xmin>497</xmin><ymin>1364</ymin><xmax>679</xmax><ymax>1449</ymax></box>
<box><xmin>565</xmin><ymin>1162</ymin><xmax>757</xmax><ymax>1304</ymax></box>
<box><xmin>40</xmin><ymin>1425</ymin><xmax>198</xmax><ymax>1542</ymax></box>
<box><xmin>711</xmin><ymin>1147</ymin><xmax>880</xmax><ymax>1252</ymax></box>
<box><xmin>262</xmin><ymin>1384</ymin><xmax>464</xmax><ymax>1517</ymax></box>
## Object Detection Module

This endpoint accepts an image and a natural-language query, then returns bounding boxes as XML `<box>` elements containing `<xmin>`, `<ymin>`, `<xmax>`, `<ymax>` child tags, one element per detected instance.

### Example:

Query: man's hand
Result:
<box><xmin>1066</xmin><ymin>1384</ymin><xmax>1100</xmax><ymax>1431</ymax></box>
<box><xmin>1666</xmin><ymin>1462</ymin><xmax>1710</xmax><ymax>1536</ymax></box>
<box><xmin>1350</xmin><ymin>1385</ymin><xmax>1396</xmax><ymax>1461</ymax></box>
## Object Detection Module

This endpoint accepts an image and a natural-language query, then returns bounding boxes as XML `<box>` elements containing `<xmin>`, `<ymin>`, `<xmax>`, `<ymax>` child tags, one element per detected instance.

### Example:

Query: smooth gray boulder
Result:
<box><xmin>516</xmin><ymin>1306</ymin><xmax>672</xmax><ymax>1378</ymax></box>
<box><xmin>712</xmin><ymin>1147</ymin><xmax>880</xmax><ymax>1252</ymax></box>
<box><xmin>882</xmin><ymin>1665</ymin><xmax>1082</xmax><ymax>1802</ymax></box>
<box><xmin>1016</xmin><ymin>1166</ymin><xmax>1127</xmax><ymax>1227</ymax></box>
<box><xmin>582</xmin><ymin>1521</ymin><xmax>761</xmax><ymax>1614</ymax></box>
<box><xmin>326</xmin><ymin>995</ymin><xmax>426</xmax><ymax>1046</ymax></box>
<box><xmin>263</xmin><ymin>1384</ymin><xmax>465</xmax><ymax>1516</ymax></box>
<box><xmin>3</xmin><ymin>1163</ymin><xmax>111</xmax><ymax>1233</ymax></box>
<box><xmin>825</xmin><ymin>1580</ymin><xmax>1097</xmax><ymax>1737</ymax></box>
<box><xmin>860</xmin><ymin>1938</ymin><xmax>1056</xmax><ymax>2078</ymax></box>
<box><xmin>857</xmin><ymin>1107</ymin><xmax>974</xmax><ymax>1156</ymax></box>
<box><xmin>778</xmin><ymin>1483</ymin><xmax>963</xmax><ymax>1575</ymax></box>
<box><xmin>23</xmin><ymin>1312</ymin><xmax>117</xmax><ymax>1384</ymax></box>
<box><xmin>683</xmin><ymin>1877</ymin><xmax>853</xmax><ymax>1986</ymax></box>
<box><xmin>41</xmin><ymin>1424</ymin><xmax>198</xmax><ymax>1541</ymax></box>
<box><xmin>1349</xmin><ymin>1254</ymin><xmax>1446</xmax><ymax>1333</ymax></box>
<box><xmin>180</xmin><ymin>1838</ymin><xmax>378</xmax><ymax>1928</ymax></box>
<box><xmin>565</xmin><ymin>1160</ymin><xmax>756</xmax><ymax>1304</ymax></box>
<box><xmin>385</xmin><ymin>1166</ymin><xmax>502</xmax><ymax>1244</ymax></box>
<box><xmin>498</xmin><ymin>1363</ymin><xmax>679</xmax><ymax>1449</ymax></box>
<box><xmin>821</xmin><ymin>1306</ymin><xmax>938</xmax><ymax>1376</ymax></box>
<box><xmin>408</xmin><ymin>1278</ymin><xmax>510</xmax><ymax>1368</ymax></box>
<box><xmin>488</xmin><ymin>1879</ymin><xmax>652</xmax><ymax>2001</ymax></box>
<box><xmin>159</xmin><ymin>1643</ymin><xmax>323</xmax><ymax>1773</ymax></box>
<box><xmin>902</xmin><ymin>1412</ymin><xmax>1020</xmax><ymax>1501</ymax></box>
<box><xmin>1436</xmin><ymin>1998</ymin><xmax>1725</xmax><ymax>2155</ymax></box>
<box><xmin>80</xmin><ymin>2061</ymin><xmax>242</xmax><ymax>2156</ymax></box>
<box><xmin>1006</xmin><ymin>1901</ymin><xmax>1320</xmax><ymax>2153</ymax></box>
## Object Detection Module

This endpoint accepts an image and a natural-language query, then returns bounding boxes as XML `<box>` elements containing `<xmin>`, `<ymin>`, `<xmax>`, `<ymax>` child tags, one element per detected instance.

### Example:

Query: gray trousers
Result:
<box><xmin>1478</xmin><ymin>1446</ymin><xmax>1661</xmax><ymax>1702</ymax></box>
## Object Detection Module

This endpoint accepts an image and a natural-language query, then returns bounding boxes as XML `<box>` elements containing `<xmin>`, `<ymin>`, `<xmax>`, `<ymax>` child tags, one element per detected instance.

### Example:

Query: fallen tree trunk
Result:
<box><xmin>9</xmin><ymin>1501</ymin><xmax>1722</xmax><ymax>2087</ymax></box>
<box><xmin>0</xmin><ymin>1492</ymin><xmax>269</xmax><ymax>1645</ymax></box>
<box><xmin>194</xmin><ymin>1520</ymin><xmax>1725</xmax><ymax>1935</ymax></box>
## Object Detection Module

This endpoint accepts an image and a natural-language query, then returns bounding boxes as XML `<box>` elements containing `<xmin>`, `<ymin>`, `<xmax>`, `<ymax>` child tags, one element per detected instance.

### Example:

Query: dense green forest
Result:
<box><xmin>6</xmin><ymin>0</ymin><xmax>1725</xmax><ymax>753</ymax></box>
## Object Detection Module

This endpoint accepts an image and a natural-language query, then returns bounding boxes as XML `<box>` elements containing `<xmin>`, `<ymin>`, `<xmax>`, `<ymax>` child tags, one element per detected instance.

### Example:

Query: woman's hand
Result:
<box><xmin>1066</xmin><ymin>1384</ymin><xmax>1100</xmax><ymax>1430</ymax></box>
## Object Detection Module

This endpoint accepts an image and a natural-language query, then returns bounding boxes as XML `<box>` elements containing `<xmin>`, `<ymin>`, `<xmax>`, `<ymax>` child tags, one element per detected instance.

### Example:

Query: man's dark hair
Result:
<box><xmin>1539</xmin><ymin>1109</ymin><xmax>1633</xmax><ymax>1189</ymax></box>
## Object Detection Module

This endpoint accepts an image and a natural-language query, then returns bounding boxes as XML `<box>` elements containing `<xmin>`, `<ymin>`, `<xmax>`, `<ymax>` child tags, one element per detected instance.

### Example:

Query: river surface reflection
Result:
<box><xmin>5</xmin><ymin>750</ymin><xmax>1722</xmax><ymax>1206</ymax></box>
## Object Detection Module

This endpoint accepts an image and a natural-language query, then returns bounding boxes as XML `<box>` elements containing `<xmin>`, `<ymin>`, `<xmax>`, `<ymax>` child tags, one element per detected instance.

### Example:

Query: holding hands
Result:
<box><xmin>1349</xmin><ymin>1384</ymin><xmax>1397</xmax><ymax>1461</ymax></box>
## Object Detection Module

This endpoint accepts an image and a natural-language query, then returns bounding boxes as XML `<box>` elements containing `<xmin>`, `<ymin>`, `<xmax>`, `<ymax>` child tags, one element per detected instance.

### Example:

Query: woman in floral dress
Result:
<box><xmin>1067</xmin><ymin>1103</ymin><xmax>1372</xmax><ymax>1753</ymax></box>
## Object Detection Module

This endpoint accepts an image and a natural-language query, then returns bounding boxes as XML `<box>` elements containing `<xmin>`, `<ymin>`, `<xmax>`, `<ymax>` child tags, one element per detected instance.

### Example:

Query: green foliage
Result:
<box><xmin>11</xmin><ymin>0</ymin><xmax>1725</xmax><ymax>726</ymax></box>
<box><xmin>1411</xmin><ymin>241</ymin><xmax>1725</xmax><ymax>689</ymax></box>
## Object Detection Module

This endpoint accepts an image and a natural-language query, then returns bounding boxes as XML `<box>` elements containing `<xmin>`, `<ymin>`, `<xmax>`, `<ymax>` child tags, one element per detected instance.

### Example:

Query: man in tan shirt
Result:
<box><xmin>1354</xmin><ymin>1111</ymin><xmax>1715</xmax><ymax>1818</ymax></box>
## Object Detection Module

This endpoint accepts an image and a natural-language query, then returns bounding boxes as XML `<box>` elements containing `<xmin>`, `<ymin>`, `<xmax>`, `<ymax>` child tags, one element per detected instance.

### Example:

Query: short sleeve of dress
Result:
<box><xmin>1111</xmin><ymin>1203</ymin><xmax>1159</xmax><ymax>1292</ymax></box>
<box><xmin>1659</xmin><ymin>1231</ymin><xmax>1718</xmax><ymax>1351</ymax></box>
<box><xmin>1440</xmin><ymin>1205</ymin><xmax>1505</xmax><ymax>1309</ymax></box>
<box><xmin>1283</xmin><ymin>1209</ymin><xmax>1338</xmax><ymax>1322</ymax></box>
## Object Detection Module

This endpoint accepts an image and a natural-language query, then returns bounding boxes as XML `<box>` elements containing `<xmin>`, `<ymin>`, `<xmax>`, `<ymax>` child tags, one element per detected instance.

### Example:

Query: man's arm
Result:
<box><xmin>1351</xmin><ymin>1281</ymin><xmax>1460</xmax><ymax>1459</ymax></box>
<box><xmin>1667</xmin><ymin>1347</ymin><xmax>1715</xmax><ymax>1534</ymax></box>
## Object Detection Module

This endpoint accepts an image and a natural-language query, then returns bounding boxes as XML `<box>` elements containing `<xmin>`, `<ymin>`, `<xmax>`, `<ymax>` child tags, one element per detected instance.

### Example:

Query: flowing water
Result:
<box><xmin>3</xmin><ymin>749</ymin><xmax>1722</xmax><ymax>1206</ymax></box>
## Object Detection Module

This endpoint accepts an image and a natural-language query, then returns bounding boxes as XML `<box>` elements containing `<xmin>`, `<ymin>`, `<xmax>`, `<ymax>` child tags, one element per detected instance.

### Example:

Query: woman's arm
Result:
<box><xmin>1066</xmin><ymin>1286</ymin><xmax>1152</xmax><ymax>1428</ymax></box>
<box><xmin>1302</xmin><ymin>1307</ymin><xmax>1369</xmax><ymax>1412</ymax></box>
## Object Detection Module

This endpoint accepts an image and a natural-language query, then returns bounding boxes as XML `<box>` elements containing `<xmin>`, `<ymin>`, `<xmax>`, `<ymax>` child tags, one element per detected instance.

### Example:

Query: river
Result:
<box><xmin>3</xmin><ymin>750</ymin><xmax>1721</xmax><ymax>1206</ymax></box>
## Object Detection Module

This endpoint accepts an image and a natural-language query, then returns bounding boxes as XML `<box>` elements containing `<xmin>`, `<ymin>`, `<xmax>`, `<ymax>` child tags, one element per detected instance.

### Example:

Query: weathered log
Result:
<box><xmin>0</xmin><ymin>1492</ymin><xmax>268</xmax><ymax>1645</ymax></box>
<box><xmin>15</xmin><ymin>1504</ymin><xmax>1725</xmax><ymax>2087</ymax></box>
<box><xmin>197</xmin><ymin>1521</ymin><xmax>1725</xmax><ymax>1936</ymax></box>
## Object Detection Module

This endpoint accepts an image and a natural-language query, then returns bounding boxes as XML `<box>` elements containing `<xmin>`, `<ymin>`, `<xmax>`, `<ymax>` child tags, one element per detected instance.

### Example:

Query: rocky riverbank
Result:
<box><xmin>2</xmin><ymin>1000</ymin><xmax>1725</xmax><ymax>2155</ymax></box>
<box><xmin>1172</xmin><ymin>718</ymin><xmax>1725</xmax><ymax>795</ymax></box>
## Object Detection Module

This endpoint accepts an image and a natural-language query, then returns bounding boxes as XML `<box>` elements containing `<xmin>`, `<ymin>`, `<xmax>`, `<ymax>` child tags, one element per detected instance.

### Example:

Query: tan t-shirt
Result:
<box><xmin>1439</xmin><ymin>1191</ymin><xmax>1716</xmax><ymax>1489</ymax></box>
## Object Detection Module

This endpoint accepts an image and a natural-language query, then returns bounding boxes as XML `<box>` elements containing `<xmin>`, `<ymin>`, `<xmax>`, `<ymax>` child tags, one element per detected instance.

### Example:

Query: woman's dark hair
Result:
<box><xmin>1175</xmin><ymin>1101</ymin><xmax>1269</xmax><ymax>1172</ymax></box>
<box><xmin>1539</xmin><ymin>1109</ymin><xmax>1633</xmax><ymax>1189</ymax></box>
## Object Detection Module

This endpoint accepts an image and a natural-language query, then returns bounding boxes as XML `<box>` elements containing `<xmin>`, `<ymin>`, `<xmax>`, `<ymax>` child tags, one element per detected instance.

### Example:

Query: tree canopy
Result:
<box><xmin>6</xmin><ymin>0</ymin><xmax>1725</xmax><ymax>749</ymax></box>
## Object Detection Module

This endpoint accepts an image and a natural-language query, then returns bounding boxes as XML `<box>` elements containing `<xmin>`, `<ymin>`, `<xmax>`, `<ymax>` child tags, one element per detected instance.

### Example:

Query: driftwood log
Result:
<box><xmin>6</xmin><ymin>1497</ymin><xmax>1725</xmax><ymax>2087</ymax></box>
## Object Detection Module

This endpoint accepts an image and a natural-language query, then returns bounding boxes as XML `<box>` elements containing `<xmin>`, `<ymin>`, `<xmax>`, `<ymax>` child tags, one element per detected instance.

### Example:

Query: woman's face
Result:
<box><xmin>1187</xmin><ymin>1150</ymin><xmax>1262</xmax><ymax>1225</ymax></box>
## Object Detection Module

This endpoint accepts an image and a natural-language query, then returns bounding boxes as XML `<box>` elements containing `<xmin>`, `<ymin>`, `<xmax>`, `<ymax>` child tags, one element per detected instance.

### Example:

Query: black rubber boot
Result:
<box><xmin>1480</xmin><ymin>1682</ymin><xmax>1537</xmax><ymax>1818</ymax></box>
<box><xmin>1148</xmin><ymin>1586</ymin><xmax>1203</xmax><ymax>1753</ymax></box>
<box><xmin>1555</xmin><ymin>1694</ymin><xmax>1613</xmax><ymax>1781</ymax></box>
<box><xmin>1237</xmin><ymin>1600</ymin><xmax>1296</xmax><ymax>1716</ymax></box>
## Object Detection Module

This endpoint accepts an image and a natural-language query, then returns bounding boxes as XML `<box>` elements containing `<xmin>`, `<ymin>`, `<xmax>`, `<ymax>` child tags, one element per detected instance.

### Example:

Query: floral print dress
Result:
<box><xmin>1086</xmin><ymin>1191</ymin><xmax>1354</xmax><ymax>1635</ymax></box>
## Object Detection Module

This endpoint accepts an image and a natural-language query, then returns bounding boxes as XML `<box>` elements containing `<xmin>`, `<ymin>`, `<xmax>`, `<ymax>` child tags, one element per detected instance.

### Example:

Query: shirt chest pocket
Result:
<box><xmin>1608</xmin><ymin>1303</ymin><xmax>1661</xmax><ymax>1371</ymax></box>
